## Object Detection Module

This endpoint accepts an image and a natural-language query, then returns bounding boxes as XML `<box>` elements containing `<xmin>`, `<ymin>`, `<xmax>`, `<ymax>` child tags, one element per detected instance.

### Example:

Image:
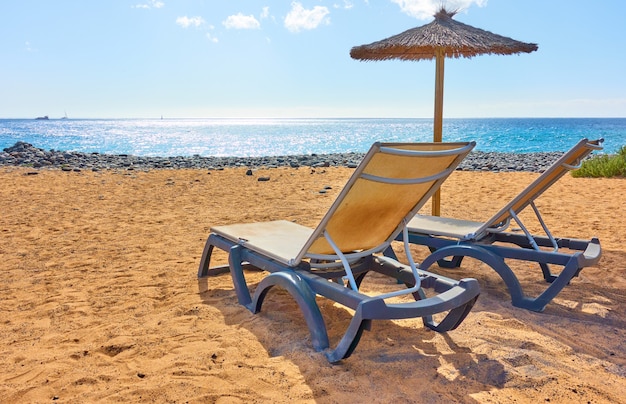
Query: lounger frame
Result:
<box><xmin>394</xmin><ymin>138</ymin><xmax>603</xmax><ymax>312</ymax></box>
<box><xmin>199</xmin><ymin>237</ymin><xmax>479</xmax><ymax>362</ymax></box>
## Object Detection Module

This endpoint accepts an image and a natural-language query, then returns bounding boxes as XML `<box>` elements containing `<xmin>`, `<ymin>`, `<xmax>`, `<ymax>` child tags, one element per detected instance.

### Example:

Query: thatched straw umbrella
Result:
<box><xmin>350</xmin><ymin>7</ymin><xmax>537</xmax><ymax>215</ymax></box>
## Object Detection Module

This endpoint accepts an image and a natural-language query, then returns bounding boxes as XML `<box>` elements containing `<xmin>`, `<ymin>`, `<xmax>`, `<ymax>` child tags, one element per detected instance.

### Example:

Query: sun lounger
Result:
<box><xmin>392</xmin><ymin>138</ymin><xmax>603</xmax><ymax>312</ymax></box>
<box><xmin>198</xmin><ymin>142</ymin><xmax>480</xmax><ymax>363</ymax></box>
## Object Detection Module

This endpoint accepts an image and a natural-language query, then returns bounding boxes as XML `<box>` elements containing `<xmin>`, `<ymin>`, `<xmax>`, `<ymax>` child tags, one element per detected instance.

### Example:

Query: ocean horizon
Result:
<box><xmin>1</xmin><ymin>117</ymin><xmax>624</xmax><ymax>157</ymax></box>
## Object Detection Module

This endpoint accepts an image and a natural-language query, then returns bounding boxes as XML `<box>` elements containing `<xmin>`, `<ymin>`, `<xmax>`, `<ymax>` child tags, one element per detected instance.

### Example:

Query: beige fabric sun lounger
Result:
<box><xmin>198</xmin><ymin>141</ymin><xmax>480</xmax><ymax>362</ymax></box>
<box><xmin>395</xmin><ymin>138</ymin><xmax>603</xmax><ymax>312</ymax></box>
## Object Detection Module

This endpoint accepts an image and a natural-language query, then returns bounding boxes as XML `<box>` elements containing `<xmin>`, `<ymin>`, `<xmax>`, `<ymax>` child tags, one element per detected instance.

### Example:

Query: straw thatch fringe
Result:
<box><xmin>350</xmin><ymin>7</ymin><xmax>537</xmax><ymax>61</ymax></box>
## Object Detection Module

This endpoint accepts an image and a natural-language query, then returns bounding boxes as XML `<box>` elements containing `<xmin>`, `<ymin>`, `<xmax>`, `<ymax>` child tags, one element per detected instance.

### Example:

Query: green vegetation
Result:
<box><xmin>572</xmin><ymin>146</ymin><xmax>626</xmax><ymax>178</ymax></box>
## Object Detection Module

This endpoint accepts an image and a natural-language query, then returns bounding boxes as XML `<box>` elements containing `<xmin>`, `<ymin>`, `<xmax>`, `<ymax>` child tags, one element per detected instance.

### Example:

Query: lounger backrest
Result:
<box><xmin>297</xmin><ymin>142</ymin><xmax>475</xmax><ymax>260</ymax></box>
<box><xmin>483</xmin><ymin>138</ymin><xmax>603</xmax><ymax>231</ymax></box>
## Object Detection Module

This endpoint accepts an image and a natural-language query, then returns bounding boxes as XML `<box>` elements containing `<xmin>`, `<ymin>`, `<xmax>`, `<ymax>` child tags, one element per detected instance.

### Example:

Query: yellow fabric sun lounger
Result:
<box><xmin>198</xmin><ymin>141</ymin><xmax>480</xmax><ymax>362</ymax></box>
<box><xmin>395</xmin><ymin>138</ymin><xmax>603</xmax><ymax>312</ymax></box>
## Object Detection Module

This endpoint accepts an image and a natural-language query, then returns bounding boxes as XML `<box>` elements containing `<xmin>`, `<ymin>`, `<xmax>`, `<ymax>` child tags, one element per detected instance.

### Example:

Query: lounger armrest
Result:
<box><xmin>360</xmin><ymin>278</ymin><xmax>480</xmax><ymax>321</ymax></box>
<box><xmin>581</xmin><ymin>237</ymin><xmax>602</xmax><ymax>266</ymax></box>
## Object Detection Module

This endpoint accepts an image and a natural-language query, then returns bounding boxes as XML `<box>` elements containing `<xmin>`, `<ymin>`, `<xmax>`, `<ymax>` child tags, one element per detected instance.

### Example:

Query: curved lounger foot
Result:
<box><xmin>421</xmin><ymin>244</ymin><xmax>580</xmax><ymax>312</ymax></box>
<box><xmin>414</xmin><ymin>286</ymin><xmax>479</xmax><ymax>332</ymax></box>
<box><xmin>321</xmin><ymin>277</ymin><xmax>480</xmax><ymax>363</ymax></box>
<box><xmin>437</xmin><ymin>256</ymin><xmax>465</xmax><ymax>269</ymax></box>
<box><xmin>198</xmin><ymin>234</ymin><xmax>233</xmax><ymax>278</ymax></box>
<box><xmin>423</xmin><ymin>296</ymin><xmax>478</xmax><ymax>332</ymax></box>
<box><xmin>428</xmin><ymin>246</ymin><xmax>464</xmax><ymax>269</ymax></box>
<box><xmin>539</xmin><ymin>262</ymin><xmax>558</xmax><ymax>283</ymax></box>
<box><xmin>198</xmin><ymin>237</ymin><xmax>216</xmax><ymax>278</ymax></box>
<box><xmin>510</xmin><ymin>258</ymin><xmax>585</xmax><ymax>312</ymax></box>
<box><xmin>325</xmin><ymin>310</ymin><xmax>371</xmax><ymax>363</ymax></box>
<box><xmin>422</xmin><ymin>244</ymin><xmax>531</xmax><ymax>304</ymax></box>
<box><xmin>252</xmin><ymin>271</ymin><xmax>330</xmax><ymax>352</ymax></box>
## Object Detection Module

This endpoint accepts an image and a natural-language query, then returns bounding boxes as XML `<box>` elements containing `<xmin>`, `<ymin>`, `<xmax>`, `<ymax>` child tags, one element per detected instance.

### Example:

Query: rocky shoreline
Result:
<box><xmin>2</xmin><ymin>141</ymin><xmax>566</xmax><ymax>173</ymax></box>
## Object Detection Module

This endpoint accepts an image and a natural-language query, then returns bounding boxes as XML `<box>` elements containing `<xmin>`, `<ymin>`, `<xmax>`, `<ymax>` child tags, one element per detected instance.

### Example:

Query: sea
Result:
<box><xmin>1</xmin><ymin>118</ymin><xmax>624</xmax><ymax>157</ymax></box>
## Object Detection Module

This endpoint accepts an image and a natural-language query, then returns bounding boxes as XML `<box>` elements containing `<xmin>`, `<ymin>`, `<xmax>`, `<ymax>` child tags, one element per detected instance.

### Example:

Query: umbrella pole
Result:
<box><xmin>432</xmin><ymin>49</ymin><xmax>445</xmax><ymax>216</ymax></box>
<box><xmin>434</xmin><ymin>49</ymin><xmax>444</xmax><ymax>143</ymax></box>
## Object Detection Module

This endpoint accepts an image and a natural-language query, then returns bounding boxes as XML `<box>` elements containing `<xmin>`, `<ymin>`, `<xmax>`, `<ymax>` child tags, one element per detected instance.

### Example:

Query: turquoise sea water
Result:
<box><xmin>1</xmin><ymin>118</ymin><xmax>624</xmax><ymax>157</ymax></box>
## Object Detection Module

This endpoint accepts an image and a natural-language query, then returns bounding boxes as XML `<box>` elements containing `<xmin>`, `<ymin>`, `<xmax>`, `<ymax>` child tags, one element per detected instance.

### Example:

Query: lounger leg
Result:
<box><xmin>197</xmin><ymin>237</ymin><xmax>215</xmax><ymax>277</ymax></box>
<box><xmin>429</xmin><ymin>247</ymin><xmax>465</xmax><ymax>268</ymax></box>
<box><xmin>419</xmin><ymin>284</ymin><xmax>479</xmax><ymax>332</ymax></box>
<box><xmin>251</xmin><ymin>271</ymin><xmax>330</xmax><ymax>352</ymax></box>
<box><xmin>382</xmin><ymin>245</ymin><xmax>399</xmax><ymax>260</ymax></box>
<box><xmin>539</xmin><ymin>262</ymin><xmax>558</xmax><ymax>283</ymax></box>
<box><xmin>228</xmin><ymin>245</ymin><xmax>253</xmax><ymax>308</ymax></box>
<box><xmin>325</xmin><ymin>307</ymin><xmax>371</xmax><ymax>363</ymax></box>
<box><xmin>525</xmin><ymin>258</ymin><xmax>582</xmax><ymax>311</ymax></box>
<box><xmin>198</xmin><ymin>234</ymin><xmax>231</xmax><ymax>278</ymax></box>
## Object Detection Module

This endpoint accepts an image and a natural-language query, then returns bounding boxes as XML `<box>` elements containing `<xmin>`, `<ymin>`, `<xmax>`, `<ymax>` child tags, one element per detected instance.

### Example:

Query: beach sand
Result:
<box><xmin>1</xmin><ymin>166</ymin><xmax>624</xmax><ymax>403</ymax></box>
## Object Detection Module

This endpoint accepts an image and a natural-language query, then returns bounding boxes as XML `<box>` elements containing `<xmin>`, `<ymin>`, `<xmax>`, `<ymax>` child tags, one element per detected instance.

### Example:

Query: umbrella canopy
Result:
<box><xmin>350</xmin><ymin>8</ymin><xmax>538</xmax><ymax>62</ymax></box>
<box><xmin>350</xmin><ymin>7</ymin><xmax>537</xmax><ymax>215</ymax></box>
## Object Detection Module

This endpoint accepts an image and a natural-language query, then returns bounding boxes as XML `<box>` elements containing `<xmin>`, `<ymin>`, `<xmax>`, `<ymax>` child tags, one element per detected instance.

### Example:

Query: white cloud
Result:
<box><xmin>176</xmin><ymin>16</ymin><xmax>205</xmax><ymax>28</ymax></box>
<box><xmin>261</xmin><ymin>7</ymin><xmax>270</xmax><ymax>19</ymax></box>
<box><xmin>334</xmin><ymin>1</ymin><xmax>354</xmax><ymax>10</ymax></box>
<box><xmin>223</xmin><ymin>13</ymin><xmax>261</xmax><ymax>29</ymax></box>
<box><xmin>132</xmin><ymin>0</ymin><xmax>164</xmax><ymax>10</ymax></box>
<box><xmin>206</xmin><ymin>33</ymin><xmax>219</xmax><ymax>43</ymax></box>
<box><xmin>284</xmin><ymin>2</ymin><xmax>330</xmax><ymax>33</ymax></box>
<box><xmin>390</xmin><ymin>0</ymin><xmax>487</xmax><ymax>20</ymax></box>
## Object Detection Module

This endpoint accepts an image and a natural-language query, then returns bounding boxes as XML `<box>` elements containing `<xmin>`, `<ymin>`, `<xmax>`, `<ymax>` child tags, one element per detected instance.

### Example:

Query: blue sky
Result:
<box><xmin>1</xmin><ymin>0</ymin><xmax>625</xmax><ymax>119</ymax></box>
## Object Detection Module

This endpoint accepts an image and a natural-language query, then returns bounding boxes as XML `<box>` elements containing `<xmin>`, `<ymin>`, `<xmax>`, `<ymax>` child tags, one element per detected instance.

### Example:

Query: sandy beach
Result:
<box><xmin>0</xmin><ymin>166</ymin><xmax>624</xmax><ymax>403</ymax></box>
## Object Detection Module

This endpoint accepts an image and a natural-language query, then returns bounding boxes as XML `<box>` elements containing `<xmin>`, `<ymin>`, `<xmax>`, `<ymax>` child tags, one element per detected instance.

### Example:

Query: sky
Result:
<box><xmin>1</xmin><ymin>0</ymin><xmax>625</xmax><ymax>119</ymax></box>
